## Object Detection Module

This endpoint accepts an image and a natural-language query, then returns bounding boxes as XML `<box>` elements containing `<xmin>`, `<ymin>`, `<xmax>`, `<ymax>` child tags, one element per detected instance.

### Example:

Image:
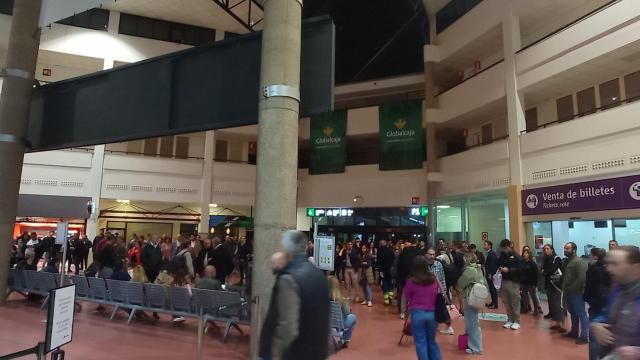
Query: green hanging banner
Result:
<box><xmin>310</xmin><ymin>110</ymin><xmax>348</xmax><ymax>174</ymax></box>
<box><xmin>379</xmin><ymin>101</ymin><xmax>424</xmax><ymax>171</ymax></box>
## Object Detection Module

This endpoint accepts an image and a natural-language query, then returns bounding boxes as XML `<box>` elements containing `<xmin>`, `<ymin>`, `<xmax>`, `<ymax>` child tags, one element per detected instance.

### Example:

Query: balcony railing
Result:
<box><xmin>520</xmin><ymin>95</ymin><xmax>640</xmax><ymax>134</ymax></box>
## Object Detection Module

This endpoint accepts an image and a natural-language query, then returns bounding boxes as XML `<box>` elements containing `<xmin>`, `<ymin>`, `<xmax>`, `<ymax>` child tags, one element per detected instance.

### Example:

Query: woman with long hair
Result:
<box><xmin>328</xmin><ymin>276</ymin><xmax>357</xmax><ymax>348</ymax></box>
<box><xmin>404</xmin><ymin>256</ymin><xmax>441</xmax><ymax>360</ymax></box>
<box><xmin>521</xmin><ymin>248</ymin><xmax>542</xmax><ymax>315</ymax></box>
<box><xmin>456</xmin><ymin>252</ymin><xmax>487</xmax><ymax>355</ymax></box>
<box><xmin>360</xmin><ymin>244</ymin><xmax>374</xmax><ymax>307</ymax></box>
<box><xmin>542</xmin><ymin>244</ymin><xmax>565</xmax><ymax>332</ymax></box>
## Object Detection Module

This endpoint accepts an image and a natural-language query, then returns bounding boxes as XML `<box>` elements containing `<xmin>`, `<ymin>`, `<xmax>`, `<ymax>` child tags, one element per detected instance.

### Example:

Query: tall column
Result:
<box><xmin>0</xmin><ymin>0</ymin><xmax>42</xmax><ymax>304</ymax></box>
<box><xmin>425</xmin><ymin>60</ymin><xmax>441</xmax><ymax>246</ymax></box>
<box><xmin>503</xmin><ymin>6</ymin><xmax>526</xmax><ymax>250</ymax></box>
<box><xmin>86</xmin><ymin>145</ymin><xmax>105</xmax><ymax>241</ymax></box>
<box><xmin>250</xmin><ymin>0</ymin><xmax>302</xmax><ymax>358</ymax></box>
<box><xmin>199</xmin><ymin>130</ymin><xmax>215</xmax><ymax>236</ymax></box>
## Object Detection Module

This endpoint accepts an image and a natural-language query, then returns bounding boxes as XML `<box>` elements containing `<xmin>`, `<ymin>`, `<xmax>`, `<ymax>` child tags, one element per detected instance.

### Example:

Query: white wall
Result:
<box><xmin>298</xmin><ymin>164</ymin><xmax>427</xmax><ymax>208</ymax></box>
<box><xmin>521</xmin><ymin>100</ymin><xmax>640</xmax><ymax>185</ymax></box>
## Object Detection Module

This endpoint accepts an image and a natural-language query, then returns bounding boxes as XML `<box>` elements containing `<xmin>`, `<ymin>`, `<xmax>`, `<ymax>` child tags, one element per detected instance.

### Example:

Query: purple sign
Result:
<box><xmin>522</xmin><ymin>174</ymin><xmax>640</xmax><ymax>215</ymax></box>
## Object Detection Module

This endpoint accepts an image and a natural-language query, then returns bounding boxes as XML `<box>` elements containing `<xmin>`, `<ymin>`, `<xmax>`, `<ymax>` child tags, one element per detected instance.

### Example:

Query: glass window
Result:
<box><xmin>119</xmin><ymin>13</ymin><xmax>137</xmax><ymax>35</ymax></box>
<box><xmin>613</xmin><ymin>219</ymin><xmax>640</xmax><ymax>246</ymax></box>
<box><xmin>525</xmin><ymin>221</ymin><xmax>552</xmax><ymax>256</ymax></box>
<box><xmin>159</xmin><ymin>136</ymin><xmax>174</xmax><ymax>158</ymax></box>
<box><xmin>215</xmin><ymin>140</ymin><xmax>228</xmax><ymax>161</ymax></box>
<box><xmin>556</xmin><ymin>95</ymin><xmax>574</xmax><ymax>123</ymax></box>
<box><xmin>175</xmin><ymin>136</ymin><xmax>189</xmax><ymax>159</ymax></box>
<box><xmin>599</xmin><ymin>78</ymin><xmax>621</xmax><ymax>110</ymax></box>
<box><xmin>347</xmin><ymin>134</ymin><xmax>379</xmax><ymax>166</ymax></box>
<box><xmin>143</xmin><ymin>138</ymin><xmax>158</xmax><ymax>156</ymax></box>
<box><xmin>0</xmin><ymin>0</ymin><xmax>14</xmax><ymax>15</ymax></box>
<box><xmin>525</xmin><ymin>107</ymin><xmax>538</xmax><ymax>132</ymax></box>
<box><xmin>577</xmin><ymin>87</ymin><xmax>596</xmax><ymax>116</ymax></box>
<box><xmin>554</xmin><ymin>220</ymin><xmax>613</xmax><ymax>257</ymax></box>
<box><xmin>152</xmin><ymin>20</ymin><xmax>171</xmax><ymax>41</ymax></box>
<box><xmin>624</xmin><ymin>71</ymin><xmax>640</xmax><ymax>102</ymax></box>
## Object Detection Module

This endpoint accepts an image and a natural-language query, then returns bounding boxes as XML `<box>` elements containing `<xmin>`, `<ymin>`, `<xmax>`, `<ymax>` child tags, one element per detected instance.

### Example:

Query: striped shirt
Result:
<box><xmin>428</xmin><ymin>260</ymin><xmax>447</xmax><ymax>294</ymax></box>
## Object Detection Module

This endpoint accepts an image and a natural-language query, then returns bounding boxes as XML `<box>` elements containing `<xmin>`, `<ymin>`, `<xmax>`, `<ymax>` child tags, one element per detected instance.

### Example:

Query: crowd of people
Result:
<box><xmin>8</xmin><ymin>228</ymin><xmax>639</xmax><ymax>360</ymax></box>
<box><xmin>329</xmin><ymin>236</ymin><xmax>639</xmax><ymax>360</ymax></box>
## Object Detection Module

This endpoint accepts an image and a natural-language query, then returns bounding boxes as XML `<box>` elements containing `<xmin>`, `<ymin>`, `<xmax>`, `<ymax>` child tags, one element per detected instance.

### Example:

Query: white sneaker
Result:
<box><xmin>172</xmin><ymin>316</ymin><xmax>186</xmax><ymax>323</ymax></box>
<box><xmin>439</xmin><ymin>326</ymin><xmax>454</xmax><ymax>335</ymax></box>
<box><xmin>503</xmin><ymin>322</ymin><xmax>513</xmax><ymax>329</ymax></box>
<box><xmin>400</xmin><ymin>313</ymin><xmax>406</xmax><ymax>320</ymax></box>
<box><xmin>510</xmin><ymin>322</ymin><xmax>521</xmax><ymax>330</ymax></box>
<box><xmin>367</xmin><ymin>301</ymin><xmax>372</xmax><ymax>307</ymax></box>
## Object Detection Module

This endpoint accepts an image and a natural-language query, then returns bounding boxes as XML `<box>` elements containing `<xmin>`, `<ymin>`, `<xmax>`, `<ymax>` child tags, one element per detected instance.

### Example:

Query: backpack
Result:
<box><xmin>438</xmin><ymin>259</ymin><xmax>462</xmax><ymax>289</ymax></box>
<box><xmin>467</xmin><ymin>283</ymin><xmax>490</xmax><ymax>311</ymax></box>
<box><xmin>169</xmin><ymin>252</ymin><xmax>188</xmax><ymax>273</ymax></box>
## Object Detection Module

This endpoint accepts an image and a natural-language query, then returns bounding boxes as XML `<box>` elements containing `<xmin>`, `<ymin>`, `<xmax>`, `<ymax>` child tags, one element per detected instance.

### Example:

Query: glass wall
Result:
<box><xmin>525</xmin><ymin>218</ymin><xmax>640</xmax><ymax>258</ymax></box>
<box><xmin>435</xmin><ymin>190</ymin><xmax>509</xmax><ymax>246</ymax></box>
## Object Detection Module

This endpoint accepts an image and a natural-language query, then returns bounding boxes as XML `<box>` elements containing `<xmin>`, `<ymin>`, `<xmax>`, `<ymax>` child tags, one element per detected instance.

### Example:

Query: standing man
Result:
<box><xmin>396</xmin><ymin>238</ymin><xmax>422</xmax><ymax>319</ymax></box>
<box><xmin>92</xmin><ymin>229</ymin><xmax>105</xmax><ymax>257</ymax></box>
<box><xmin>591</xmin><ymin>246</ymin><xmax>640</xmax><ymax>360</ymax></box>
<box><xmin>563</xmin><ymin>242</ymin><xmax>589</xmax><ymax>345</ymax></box>
<box><xmin>141</xmin><ymin>235</ymin><xmax>163</xmax><ymax>283</ymax></box>
<box><xmin>484</xmin><ymin>240</ymin><xmax>499</xmax><ymax>309</ymax></box>
<box><xmin>344</xmin><ymin>242</ymin><xmax>361</xmax><ymax>301</ymax></box>
<box><xmin>212</xmin><ymin>236</ymin><xmax>233</xmax><ymax>283</ymax></box>
<box><xmin>377</xmin><ymin>239</ymin><xmax>395</xmax><ymax>305</ymax></box>
<box><xmin>259</xmin><ymin>231</ymin><xmax>329</xmax><ymax>360</ymax></box>
<box><xmin>498</xmin><ymin>239</ymin><xmax>524</xmax><ymax>330</ymax></box>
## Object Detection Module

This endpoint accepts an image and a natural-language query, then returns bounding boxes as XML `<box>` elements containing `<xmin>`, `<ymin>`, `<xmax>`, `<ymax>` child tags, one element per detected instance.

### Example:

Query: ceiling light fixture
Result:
<box><xmin>116</xmin><ymin>199</ymin><xmax>130</xmax><ymax>204</ymax></box>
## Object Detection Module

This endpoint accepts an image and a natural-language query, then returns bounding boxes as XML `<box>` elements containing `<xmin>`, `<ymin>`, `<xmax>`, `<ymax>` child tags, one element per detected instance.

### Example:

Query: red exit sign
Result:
<box><xmin>42</xmin><ymin>68</ymin><xmax>52</xmax><ymax>76</ymax></box>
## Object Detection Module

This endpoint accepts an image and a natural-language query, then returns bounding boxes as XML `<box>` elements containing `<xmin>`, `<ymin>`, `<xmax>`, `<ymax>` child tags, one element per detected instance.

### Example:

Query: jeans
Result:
<box><xmin>410</xmin><ymin>309</ymin><xmax>441</xmax><ymax>360</ymax></box>
<box><xmin>363</xmin><ymin>284</ymin><xmax>372</xmax><ymax>302</ymax></box>
<box><xmin>588</xmin><ymin>329</ymin><xmax>599</xmax><ymax>360</ymax></box>
<box><xmin>521</xmin><ymin>285</ymin><xmax>541</xmax><ymax>313</ymax></box>
<box><xmin>463</xmin><ymin>299</ymin><xmax>483</xmax><ymax>353</ymax></box>
<box><xmin>500</xmin><ymin>280</ymin><xmax>521</xmax><ymax>323</ymax></box>
<box><xmin>343</xmin><ymin>313</ymin><xmax>357</xmax><ymax>342</ymax></box>
<box><xmin>345</xmin><ymin>268</ymin><xmax>360</xmax><ymax>300</ymax></box>
<box><xmin>381</xmin><ymin>270</ymin><xmax>393</xmax><ymax>293</ymax></box>
<box><xmin>566</xmin><ymin>293</ymin><xmax>589</xmax><ymax>340</ymax></box>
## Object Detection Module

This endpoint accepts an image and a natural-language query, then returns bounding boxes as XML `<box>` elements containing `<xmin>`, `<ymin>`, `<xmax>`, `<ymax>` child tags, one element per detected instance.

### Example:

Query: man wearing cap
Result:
<box><xmin>259</xmin><ymin>231</ymin><xmax>330</xmax><ymax>360</ymax></box>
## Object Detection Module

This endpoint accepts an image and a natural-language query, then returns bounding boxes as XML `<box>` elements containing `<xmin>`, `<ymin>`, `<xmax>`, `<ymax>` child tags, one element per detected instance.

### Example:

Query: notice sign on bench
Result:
<box><xmin>45</xmin><ymin>285</ymin><xmax>76</xmax><ymax>352</ymax></box>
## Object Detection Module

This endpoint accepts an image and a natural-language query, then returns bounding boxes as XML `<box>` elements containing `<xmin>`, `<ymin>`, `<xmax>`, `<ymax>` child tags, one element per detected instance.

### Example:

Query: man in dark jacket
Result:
<box><xmin>259</xmin><ymin>231</ymin><xmax>329</xmax><ymax>360</ymax></box>
<box><xmin>396</xmin><ymin>238</ymin><xmax>422</xmax><ymax>318</ymax></box>
<box><xmin>498</xmin><ymin>239</ymin><xmax>524</xmax><ymax>330</ymax></box>
<box><xmin>377</xmin><ymin>239</ymin><xmax>395</xmax><ymax>305</ymax></box>
<box><xmin>563</xmin><ymin>242</ymin><xmax>589</xmax><ymax>344</ymax></box>
<box><xmin>484</xmin><ymin>240</ymin><xmax>499</xmax><ymax>308</ymax></box>
<box><xmin>584</xmin><ymin>247</ymin><xmax>610</xmax><ymax>360</ymax></box>
<box><xmin>211</xmin><ymin>236</ymin><xmax>234</xmax><ymax>283</ymax></box>
<box><xmin>140</xmin><ymin>235</ymin><xmax>163</xmax><ymax>282</ymax></box>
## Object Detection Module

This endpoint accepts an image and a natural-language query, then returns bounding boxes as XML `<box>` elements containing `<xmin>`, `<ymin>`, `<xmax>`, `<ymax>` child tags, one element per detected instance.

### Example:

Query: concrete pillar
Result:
<box><xmin>250</xmin><ymin>0</ymin><xmax>302</xmax><ymax>358</ymax></box>
<box><xmin>502</xmin><ymin>5</ymin><xmax>525</xmax><ymax>185</ymax></box>
<box><xmin>86</xmin><ymin>57</ymin><xmax>115</xmax><ymax>242</ymax></box>
<box><xmin>199</xmin><ymin>130</ymin><xmax>215</xmax><ymax>236</ymax></box>
<box><xmin>424</xmin><ymin>60</ymin><xmax>440</xmax><ymax>246</ymax></box>
<box><xmin>0</xmin><ymin>0</ymin><xmax>42</xmax><ymax>304</ymax></box>
<box><xmin>502</xmin><ymin>5</ymin><xmax>527</xmax><ymax>250</ymax></box>
<box><xmin>86</xmin><ymin>145</ymin><xmax>105</xmax><ymax>241</ymax></box>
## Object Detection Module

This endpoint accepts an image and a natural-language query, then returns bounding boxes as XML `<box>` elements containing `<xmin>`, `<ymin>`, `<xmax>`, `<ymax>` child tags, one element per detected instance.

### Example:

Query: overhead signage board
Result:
<box><xmin>28</xmin><ymin>17</ymin><xmax>335</xmax><ymax>151</ymax></box>
<box><xmin>522</xmin><ymin>174</ymin><xmax>640</xmax><ymax>215</ymax></box>
<box><xmin>45</xmin><ymin>285</ymin><xmax>76</xmax><ymax>352</ymax></box>
<box><xmin>307</xmin><ymin>208</ymin><xmax>354</xmax><ymax>217</ymax></box>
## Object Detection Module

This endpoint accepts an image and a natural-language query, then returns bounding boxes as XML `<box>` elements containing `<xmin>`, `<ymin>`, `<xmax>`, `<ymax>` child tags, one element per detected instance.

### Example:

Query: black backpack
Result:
<box><xmin>438</xmin><ymin>259</ymin><xmax>462</xmax><ymax>289</ymax></box>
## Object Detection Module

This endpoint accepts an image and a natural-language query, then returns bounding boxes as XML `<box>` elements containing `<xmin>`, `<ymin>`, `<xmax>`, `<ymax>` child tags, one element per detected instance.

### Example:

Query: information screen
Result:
<box><xmin>315</xmin><ymin>235</ymin><xmax>335</xmax><ymax>271</ymax></box>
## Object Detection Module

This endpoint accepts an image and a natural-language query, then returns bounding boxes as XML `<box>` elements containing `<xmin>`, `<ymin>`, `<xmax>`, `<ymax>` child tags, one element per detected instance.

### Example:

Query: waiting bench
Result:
<box><xmin>8</xmin><ymin>269</ymin><xmax>250</xmax><ymax>342</ymax></box>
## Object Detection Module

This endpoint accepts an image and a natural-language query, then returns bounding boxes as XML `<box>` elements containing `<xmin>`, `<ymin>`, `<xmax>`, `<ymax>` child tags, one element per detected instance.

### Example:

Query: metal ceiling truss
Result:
<box><xmin>211</xmin><ymin>0</ymin><xmax>264</xmax><ymax>32</ymax></box>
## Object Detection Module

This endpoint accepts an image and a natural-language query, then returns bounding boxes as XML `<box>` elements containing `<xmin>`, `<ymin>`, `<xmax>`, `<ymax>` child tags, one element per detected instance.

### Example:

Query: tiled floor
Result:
<box><xmin>1</xmin><ymin>288</ymin><xmax>588</xmax><ymax>359</ymax></box>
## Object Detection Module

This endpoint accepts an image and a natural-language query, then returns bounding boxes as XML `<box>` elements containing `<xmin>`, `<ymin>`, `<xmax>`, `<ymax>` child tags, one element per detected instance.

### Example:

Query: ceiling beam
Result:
<box><xmin>211</xmin><ymin>0</ymin><xmax>263</xmax><ymax>33</ymax></box>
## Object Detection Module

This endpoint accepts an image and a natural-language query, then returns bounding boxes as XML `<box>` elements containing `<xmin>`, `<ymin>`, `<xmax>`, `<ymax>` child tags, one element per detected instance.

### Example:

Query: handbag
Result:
<box><xmin>457</xmin><ymin>334</ymin><xmax>469</xmax><ymax>351</ymax></box>
<box><xmin>435</xmin><ymin>293</ymin><xmax>451</xmax><ymax>324</ymax></box>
